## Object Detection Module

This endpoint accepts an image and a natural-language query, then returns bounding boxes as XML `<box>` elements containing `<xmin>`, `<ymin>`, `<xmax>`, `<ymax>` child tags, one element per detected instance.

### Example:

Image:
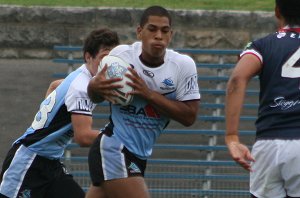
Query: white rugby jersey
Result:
<box><xmin>109</xmin><ymin>42</ymin><xmax>201</xmax><ymax>159</ymax></box>
<box><xmin>14</xmin><ymin>64</ymin><xmax>96</xmax><ymax>159</ymax></box>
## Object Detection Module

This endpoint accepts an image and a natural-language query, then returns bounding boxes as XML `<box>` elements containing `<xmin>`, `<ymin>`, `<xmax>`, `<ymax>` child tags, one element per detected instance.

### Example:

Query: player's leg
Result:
<box><xmin>85</xmin><ymin>185</ymin><xmax>106</xmax><ymax>198</ymax></box>
<box><xmin>282</xmin><ymin>140</ymin><xmax>300</xmax><ymax>198</ymax></box>
<box><xmin>102</xmin><ymin>176</ymin><xmax>150</xmax><ymax>198</ymax></box>
<box><xmin>87</xmin><ymin>129</ymin><xmax>149</xmax><ymax>198</ymax></box>
<box><xmin>86</xmin><ymin>132</ymin><xmax>109</xmax><ymax>198</ymax></box>
<box><xmin>46</xmin><ymin>173</ymin><xmax>85</xmax><ymax>198</ymax></box>
<box><xmin>250</xmin><ymin>140</ymin><xmax>286</xmax><ymax>198</ymax></box>
<box><xmin>0</xmin><ymin>144</ymin><xmax>50</xmax><ymax>197</ymax></box>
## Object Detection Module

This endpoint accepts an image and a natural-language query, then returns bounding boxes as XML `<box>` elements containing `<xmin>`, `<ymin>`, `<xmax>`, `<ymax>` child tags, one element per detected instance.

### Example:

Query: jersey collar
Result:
<box><xmin>279</xmin><ymin>25</ymin><xmax>300</xmax><ymax>33</ymax></box>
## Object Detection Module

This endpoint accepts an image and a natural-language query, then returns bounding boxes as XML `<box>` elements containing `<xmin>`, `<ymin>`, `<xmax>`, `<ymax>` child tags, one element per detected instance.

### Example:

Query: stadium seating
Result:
<box><xmin>53</xmin><ymin>45</ymin><xmax>258</xmax><ymax>197</ymax></box>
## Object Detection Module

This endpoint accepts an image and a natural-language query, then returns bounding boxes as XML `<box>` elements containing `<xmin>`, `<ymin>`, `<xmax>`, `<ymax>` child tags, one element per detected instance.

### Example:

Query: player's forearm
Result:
<box><xmin>147</xmin><ymin>90</ymin><xmax>199</xmax><ymax>126</ymax></box>
<box><xmin>74</xmin><ymin>129</ymin><xmax>100</xmax><ymax>147</ymax></box>
<box><xmin>225</xmin><ymin>76</ymin><xmax>247</xmax><ymax>143</ymax></box>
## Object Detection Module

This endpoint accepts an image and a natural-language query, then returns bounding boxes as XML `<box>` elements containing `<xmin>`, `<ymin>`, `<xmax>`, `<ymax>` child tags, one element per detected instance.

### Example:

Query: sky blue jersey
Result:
<box><xmin>108</xmin><ymin>42</ymin><xmax>201</xmax><ymax>159</ymax></box>
<box><xmin>13</xmin><ymin>65</ymin><xmax>96</xmax><ymax>159</ymax></box>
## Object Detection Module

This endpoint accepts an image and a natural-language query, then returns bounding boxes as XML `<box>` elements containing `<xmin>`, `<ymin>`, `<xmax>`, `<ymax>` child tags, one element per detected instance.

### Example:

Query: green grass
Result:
<box><xmin>0</xmin><ymin>0</ymin><xmax>275</xmax><ymax>11</ymax></box>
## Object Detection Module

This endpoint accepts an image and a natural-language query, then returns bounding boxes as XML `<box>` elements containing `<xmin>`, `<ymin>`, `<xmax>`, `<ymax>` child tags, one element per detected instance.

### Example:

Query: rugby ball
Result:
<box><xmin>98</xmin><ymin>55</ymin><xmax>134</xmax><ymax>106</ymax></box>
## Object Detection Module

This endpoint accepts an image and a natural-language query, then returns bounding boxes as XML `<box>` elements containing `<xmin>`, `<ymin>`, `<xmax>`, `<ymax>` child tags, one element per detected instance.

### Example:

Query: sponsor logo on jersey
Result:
<box><xmin>76</xmin><ymin>98</ymin><xmax>93</xmax><ymax>112</ymax></box>
<box><xmin>185</xmin><ymin>74</ymin><xmax>199</xmax><ymax>94</ymax></box>
<box><xmin>160</xmin><ymin>78</ymin><xmax>175</xmax><ymax>90</ymax></box>
<box><xmin>277</xmin><ymin>32</ymin><xmax>286</xmax><ymax>39</ymax></box>
<box><xmin>244</xmin><ymin>42</ymin><xmax>252</xmax><ymax>50</ymax></box>
<box><xmin>270</xmin><ymin>96</ymin><xmax>300</xmax><ymax>110</ymax></box>
<box><xmin>120</xmin><ymin>104</ymin><xmax>161</xmax><ymax>130</ymax></box>
<box><xmin>120</xmin><ymin>104</ymin><xmax>160</xmax><ymax>118</ymax></box>
<box><xmin>143</xmin><ymin>69</ymin><xmax>154</xmax><ymax>78</ymax></box>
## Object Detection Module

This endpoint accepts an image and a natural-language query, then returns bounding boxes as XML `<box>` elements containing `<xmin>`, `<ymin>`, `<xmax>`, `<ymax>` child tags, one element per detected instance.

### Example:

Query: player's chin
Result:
<box><xmin>150</xmin><ymin>50</ymin><xmax>166</xmax><ymax>59</ymax></box>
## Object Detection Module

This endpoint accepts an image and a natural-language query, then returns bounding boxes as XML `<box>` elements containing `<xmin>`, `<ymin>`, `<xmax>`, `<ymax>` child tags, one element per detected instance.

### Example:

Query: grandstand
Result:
<box><xmin>53</xmin><ymin>46</ymin><xmax>258</xmax><ymax>198</ymax></box>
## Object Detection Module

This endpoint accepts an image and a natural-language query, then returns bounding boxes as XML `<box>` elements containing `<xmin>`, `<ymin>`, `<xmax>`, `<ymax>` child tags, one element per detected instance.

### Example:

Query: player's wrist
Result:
<box><xmin>225</xmin><ymin>134</ymin><xmax>240</xmax><ymax>145</ymax></box>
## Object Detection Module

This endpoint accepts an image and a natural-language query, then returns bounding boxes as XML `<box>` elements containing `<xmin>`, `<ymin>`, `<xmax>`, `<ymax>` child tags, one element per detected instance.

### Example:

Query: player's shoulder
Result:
<box><xmin>166</xmin><ymin>48</ymin><xmax>196</xmax><ymax>67</ymax></box>
<box><xmin>64</xmin><ymin>65</ymin><xmax>90</xmax><ymax>93</ymax></box>
<box><xmin>250</xmin><ymin>31</ymin><xmax>281</xmax><ymax>48</ymax></box>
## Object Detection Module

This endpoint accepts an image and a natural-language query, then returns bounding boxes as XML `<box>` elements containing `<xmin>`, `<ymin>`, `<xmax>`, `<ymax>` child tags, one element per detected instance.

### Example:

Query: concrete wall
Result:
<box><xmin>0</xmin><ymin>5</ymin><xmax>276</xmax><ymax>59</ymax></box>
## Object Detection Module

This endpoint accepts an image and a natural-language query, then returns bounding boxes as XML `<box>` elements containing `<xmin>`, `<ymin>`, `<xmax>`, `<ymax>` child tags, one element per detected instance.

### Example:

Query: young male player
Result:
<box><xmin>0</xmin><ymin>28</ymin><xmax>119</xmax><ymax>198</ymax></box>
<box><xmin>226</xmin><ymin>0</ymin><xmax>300</xmax><ymax>197</ymax></box>
<box><xmin>86</xmin><ymin>5</ymin><xmax>201</xmax><ymax>198</ymax></box>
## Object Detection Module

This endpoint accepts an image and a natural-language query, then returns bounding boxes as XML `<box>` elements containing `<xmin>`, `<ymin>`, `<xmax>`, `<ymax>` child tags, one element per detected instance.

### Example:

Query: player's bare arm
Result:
<box><xmin>88</xmin><ymin>64</ymin><xmax>123</xmax><ymax>104</ymax></box>
<box><xmin>126</xmin><ymin>66</ymin><xmax>199</xmax><ymax>126</ymax></box>
<box><xmin>45</xmin><ymin>79</ymin><xmax>63</xmax><ymax>98</ymax></box>
<box><xmin>225</xmin><ymin>54</ymin><xmax>262</xmax><ymax>171</ymax></box>
<box><xmin>71</xmin><ymin>114</ymin><xmax>100</xmax><ymax>147</ymax></box>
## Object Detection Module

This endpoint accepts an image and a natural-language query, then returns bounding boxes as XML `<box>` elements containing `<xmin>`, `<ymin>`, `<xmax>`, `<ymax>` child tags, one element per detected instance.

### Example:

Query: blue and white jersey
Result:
<box><xmin>14</xmin><ymin>64</ymin><xmax>96</xmax><ymax>159</ymax></box>
<box><xmin>108</xmin><ymin>42</ymin><xmax>201</xmax><ymax>159</ymax></box>
<box><xmin>241</xmin><ymin>26</ymin><xmax>300</xmax><ymax>139</ymax></box>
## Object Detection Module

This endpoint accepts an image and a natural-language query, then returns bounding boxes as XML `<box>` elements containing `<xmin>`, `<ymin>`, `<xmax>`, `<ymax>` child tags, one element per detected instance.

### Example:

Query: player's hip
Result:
<box><xmin>88</xmin><ymin>129</ymin><xmax>147</xmax><ymax>186</ymax></box>
<box><xmin>0</xmin><ymin>144</ymin><xmax>68</xmax><ymax>197</ymax></box>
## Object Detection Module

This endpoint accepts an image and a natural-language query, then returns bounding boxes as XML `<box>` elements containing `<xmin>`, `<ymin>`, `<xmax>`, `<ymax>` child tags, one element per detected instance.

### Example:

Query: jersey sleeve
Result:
<box><xmin>65</xmin><ymin>78</ymin><xmax>94</xmax><ymax>116</ymax></box>
<box><xmin>240</xmin><ymin>40</ymin><xmax>263</xmax><ymax>63</ymax></box>
<box><xmin>176</xmin><ymin>55</ymin><xmax>201</xmax><ymax>101</ymax></box>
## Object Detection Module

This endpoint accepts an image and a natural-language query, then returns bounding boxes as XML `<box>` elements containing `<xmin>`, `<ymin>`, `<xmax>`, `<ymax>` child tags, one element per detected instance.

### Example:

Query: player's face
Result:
<box><xmin>137</xmin><ymin>16</ymin><xmax>173</xmax><ymax>62</ymax></box>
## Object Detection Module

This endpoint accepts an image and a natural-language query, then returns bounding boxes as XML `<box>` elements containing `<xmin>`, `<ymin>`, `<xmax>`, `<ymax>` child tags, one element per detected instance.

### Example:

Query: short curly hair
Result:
<box><xmin>83</xmin><ymin>28</ymin><xmax>119</xmax><ymax>61</ymax></box>
<box><xmin>276</xmin><ymin>0</ymin><xmax>300</xmax><ymax>25</ymax></box>
<box><xmin>139</xmin><ymin>6</ymin><xmax>172</xmax><ymax>28</ymax></box>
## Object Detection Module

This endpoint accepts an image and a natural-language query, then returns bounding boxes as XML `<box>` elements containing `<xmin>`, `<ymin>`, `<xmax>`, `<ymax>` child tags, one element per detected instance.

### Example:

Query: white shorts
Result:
<box><xmin>250</xmin><ymin>139</ymin><xmax>300</xmax><ymax>198</ymax></box>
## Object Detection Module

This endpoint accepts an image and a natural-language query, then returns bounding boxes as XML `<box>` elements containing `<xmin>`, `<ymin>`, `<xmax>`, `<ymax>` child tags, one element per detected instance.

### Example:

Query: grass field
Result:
<box><xmin>0</xmin><ymin>0</ymin><xmax>275</xmax><ymax>11</ymax></box>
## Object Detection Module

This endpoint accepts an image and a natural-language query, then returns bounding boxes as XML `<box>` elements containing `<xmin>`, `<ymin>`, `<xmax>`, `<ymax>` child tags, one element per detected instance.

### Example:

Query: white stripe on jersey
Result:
<box><xmin>240</xmin><ymin>49</ymin><xmax>263</xmax><ymax>63</ymax></box>
<box><xmin>0</xmin><ymin>145</ymin><xmax>36</xmax><ymax>198</ymax></box>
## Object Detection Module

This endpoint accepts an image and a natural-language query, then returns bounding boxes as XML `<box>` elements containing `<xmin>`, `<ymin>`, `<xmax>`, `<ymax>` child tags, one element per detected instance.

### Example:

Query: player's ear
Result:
<box><xmin>275</xmin><ymin>5</ymin><xmax>281</xmax><ymax>19</ymax></box>
<box><xmin>136</xmin><ymin>26</ymin><xmax>142</xmax><ymax>40</ymax></box>
<box><xmin>85</xmin><ymin>52</ymin><xmax>92</xmax><ymax>63</ymax></box>
<box><xmin>170</xmin><ymin>29</ymin><xmax>173</xmax><ymax>39</ymax></box>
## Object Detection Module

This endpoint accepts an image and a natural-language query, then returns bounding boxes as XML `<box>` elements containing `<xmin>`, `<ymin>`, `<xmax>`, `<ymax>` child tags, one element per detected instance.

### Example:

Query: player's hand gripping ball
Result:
<box><xmin>98</xmin><ymin>55</ymin><xmax>134</xmax><ymax>106</ymax></box>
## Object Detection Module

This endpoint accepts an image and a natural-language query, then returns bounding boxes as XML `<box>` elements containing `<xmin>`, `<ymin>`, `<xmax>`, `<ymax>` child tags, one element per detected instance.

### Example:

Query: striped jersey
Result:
<box><xmin>13</xmin><ymin>64</ymin><xmax>96</xmax><ymax>159</ymax></box>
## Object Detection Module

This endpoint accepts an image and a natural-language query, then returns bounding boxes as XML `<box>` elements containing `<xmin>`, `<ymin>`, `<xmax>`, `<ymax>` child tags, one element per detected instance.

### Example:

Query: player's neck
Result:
<box><xmin>139</xmin><ymin>54</ymin><xmax>164</xmax><ymax>68</ymax></box>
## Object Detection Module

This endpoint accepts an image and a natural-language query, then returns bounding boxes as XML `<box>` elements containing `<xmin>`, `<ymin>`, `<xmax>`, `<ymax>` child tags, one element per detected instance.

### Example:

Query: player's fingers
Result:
<box><xmin>126</xmin><ymin>67</ymin><xmax>141</xmax><ymax>83</ymax></box>
<box><xmin>107</xmin><ymin>78</ymin><xmax>124</xmax><ymax>87</ymax></box>
<box><xmin>235</xmin><ymin>158</ymin><xmax>252</xmax><ymax>171</ymax></box>
<box><xmin>245</xmin><ymin>151</ymin><xmax>255</xmax><ymax>162</ymax></box>
<box><xmin>99</xmin><ymin>64</ymin><xmax>108</xmax><ymax>74</ymax></box>
<box><xmin>127</xmin><ymin>66</ymin><xmax>137</xmax><ymax>75</ymax></box>
<box><xmin>103</xmin><ymin>96</ymin><xmax>117</xmax><ymax>104</ymax></box>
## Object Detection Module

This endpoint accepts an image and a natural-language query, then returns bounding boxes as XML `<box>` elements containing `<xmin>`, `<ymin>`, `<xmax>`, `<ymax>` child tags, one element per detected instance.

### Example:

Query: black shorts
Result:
<box><xmin>0</xmin><ymin>144</ymin><xmax>85</xmax><ymax>198</ymax></box>
<box><xmin>88</xmin><ymin>129</ymin><xmax>147</xmax><ymax>186</ymax></box>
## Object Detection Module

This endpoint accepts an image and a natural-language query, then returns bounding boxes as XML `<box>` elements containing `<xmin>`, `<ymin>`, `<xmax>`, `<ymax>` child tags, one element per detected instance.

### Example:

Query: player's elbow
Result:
<box><xmin>180</xmin><ymin>101</ymin><xmax>199</xmax><ymax>126</ymax></box>
<box><xmin>181</xmin><ymin>114</ymin><xmax>197</xmax><ymax>127</ymax></box>
<box><xmin>49</xmin><ymin>79</ymin><xmax>63</xmax><ymax>91</ymax></box>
